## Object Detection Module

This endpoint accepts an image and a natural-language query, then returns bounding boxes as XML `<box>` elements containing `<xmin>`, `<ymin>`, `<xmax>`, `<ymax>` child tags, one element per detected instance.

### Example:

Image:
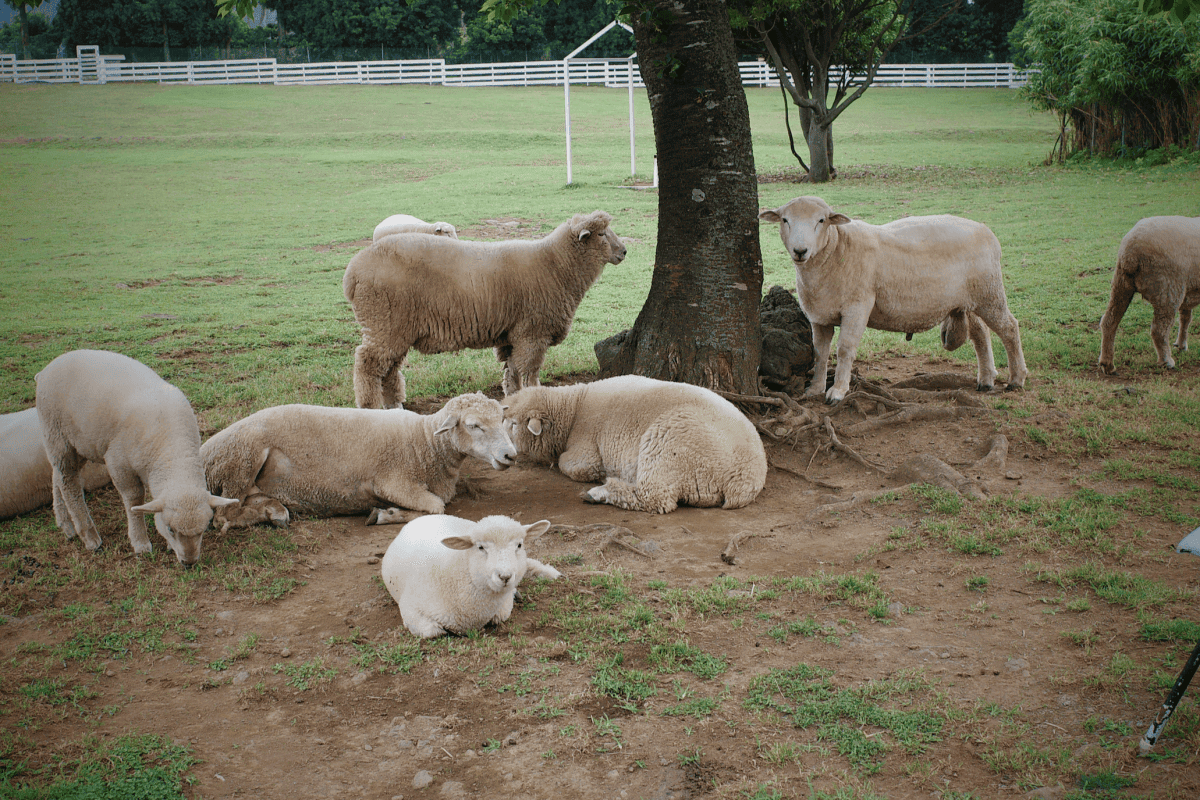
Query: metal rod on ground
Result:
<box><xmin>1139</xmin><ymin>637</ymin><xmax>1200</xmax><ymax>754</ymax></box>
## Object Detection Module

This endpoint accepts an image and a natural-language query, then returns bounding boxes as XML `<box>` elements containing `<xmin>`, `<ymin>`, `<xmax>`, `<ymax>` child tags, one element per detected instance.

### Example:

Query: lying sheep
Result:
<box><xmin>1098</xmin><ymin>216</ymin><xmax>1200</xmax><ymax>374</ymax></box>
<box><xmin>759</xmin><ymin>196</ymin><xmax>1028</xmax><ymax>403</ymax></box>
<box><xmin>503</xmin><ymin>375</ymin><xmax>767</xmax><ymax>514</ymax></box>
<box><xmin>345</xmin><ymin>210</ymin><xmax>626</xmax><ymax>409</ymax></box>
<box><xmin>381</xmin><ymin>514</ymin><xmax>560</xmax><ymax>638</ymax></box>
<box><xmin>201</xmin><ymin>392</ymin><xmax>516</xmax><ymax>522</ymax></box>
<box><xmin>372</xmin><ymin>214</ymin><xmax>458</xmax><ymax>241</ymax></box>
<box><xmin>211</xmin><ymin>492</ymin><xmax>290</xmax><ymax>534</ymax></box>
<box><xmin>35</xmin><ymin>350</ymin><xmax>236</xmax><ymax>564</ymax></box>
<box><xmin>1</xmin><ymin>408</ymin><xmax>111</xmax><ymax>520</ymax></box>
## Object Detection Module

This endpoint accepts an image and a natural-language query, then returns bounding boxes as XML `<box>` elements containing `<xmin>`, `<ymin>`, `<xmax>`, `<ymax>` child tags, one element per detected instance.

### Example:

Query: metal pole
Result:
<box><xmin>564</xmin><ymin>58</ymin><xmax>573</xmax><ymax>184</ymax></box>
<box><xmin>1139</xmin><ymin>638</ymin><xmax>1200</xmax><ymax>754</ymax></box>
<box><xmin>628</xmin><ymin>55</ymin><xmax>635</xmax><ymax>177</ymax></box>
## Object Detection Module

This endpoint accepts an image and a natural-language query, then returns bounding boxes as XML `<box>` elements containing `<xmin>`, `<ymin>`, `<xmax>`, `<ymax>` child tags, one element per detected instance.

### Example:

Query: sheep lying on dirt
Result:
<box><xmin>503</xmin><ymin>375</ymin><xmax>767</xmax><ymax>514</ymax></box>
<box><xmin>372</xmin><ymin>214</ymin><xmax>458</xmax><ymax>242</ymax></box>
<box><xmin>201</xmin><ymin>392</ymin><xmax>516</xmax><ymax>522</ymax></box>
<box><xmin>344</xmin><ymin>210</ymin><xmax>626</xmax><ymax>409</ymax></box>
<box><xmin>211</xmin><ymin>493</ymin><xmax>290</xmax><ymax>534</ymax></box>
<box><xmin>1</xmin><ymin>408</ymin><xmax>111</xmax><ymax>519</ymax></box>
<box><xmin>1098</xmin><ymin>215</ymin><xmax>1200</xmax><ymax>374</ymax></box>
<box><xmin>35</xmin><ymin>350</ymin><xmax>236</xmax><ymax>565</ymax></box>
<box><xmin>759</xmin><ymin>196</ymin><xmax>1027</xmax><ymax>403</ymax></box>
<box><xmin>381</xmin><ymin>514</ymin><xmax>560</xmax><ymax>638</ymax></box>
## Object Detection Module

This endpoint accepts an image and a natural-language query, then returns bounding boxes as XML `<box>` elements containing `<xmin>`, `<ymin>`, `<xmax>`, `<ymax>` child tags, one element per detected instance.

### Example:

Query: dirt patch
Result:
<box><xmin>2</xmin><ymin>355</ymin><xmax>1198</xmax><ymax>799</ymax></box>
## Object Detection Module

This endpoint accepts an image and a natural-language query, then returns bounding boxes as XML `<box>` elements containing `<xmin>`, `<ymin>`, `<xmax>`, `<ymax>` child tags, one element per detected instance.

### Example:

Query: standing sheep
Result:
<box><xmin>344</xmin><ymin>210</ymin><xmax>626</xmax><ymax>409</ymax></box>
<box><xmin>372</xmin><ymin>214</ymin><xmax>458</xmax><ymax>241</ymax></box>
<box><xmin>1</xmin><ymin>408</ymin><xmax>111</xmax><ymax>520</ymax></box>
<box><xmin>759</xmin><ymin>196</ymin><xmax>1027</xmax><ymax>403</ymax></box>
<box><xmin>503</xmin><ymin>375</ymin><xmax>768</xmax><ymax>514</ymax></box>
<box><xmin>35</xmin><ymin>350</ymin><xmax>236</xmax><ymax>565</ymax></box>
<box><xmin>1098</xmin><ymin>216</ymin><xmax>1200</xmax><ymax>374</ymax></box>
<box><xmin>381</xmin><ymin>514</ymin><xmax>560</xmax><ymax>638</ymax></box>
<box><xmin>201</xmin><ymin>392</ymin><xmax>516</xmax><ymax>522</ymax></box>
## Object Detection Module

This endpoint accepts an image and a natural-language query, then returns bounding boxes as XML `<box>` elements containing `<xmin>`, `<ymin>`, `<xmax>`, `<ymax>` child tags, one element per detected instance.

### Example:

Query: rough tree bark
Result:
<box><xmin>596</xmin><ymin>0</ymin><xmax>763</xmax><ymax>394</ymax></box>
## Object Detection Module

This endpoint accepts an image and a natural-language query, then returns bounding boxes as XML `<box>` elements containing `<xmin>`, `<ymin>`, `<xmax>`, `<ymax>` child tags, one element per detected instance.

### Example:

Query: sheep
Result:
<box><xmin>211</xmin><ymin>492</ymin><xmax>290</xmax><ymax>534</ymax></box>
<box><xmin>372</xmin><ymin>214</ymin><xmax>458</xmax><ymax>242</ymax></box>
<box><xmin>201</xmin><ymin>392</ymin><xmax>516</xmax><ymax>523</ymax></box>
<box><xmin>344</xmin><ymin>210</ymin><xmax>626</xmax><ymax>409</ymax></box>
<box><xmin>759</xmin><ymin>196</ymin><xmax>1028</xmax><ymax>404</ymax></box>
<box><xmin>34</xmin><ymin>350</ymin><xmax>236</xmax><ymax>564</ymax></box>
<box><xmin>1</xmin><ymin>408</ymin><xmax>111</xmax><ymax>520</ymax></box>
<box><xmin>1098</xmin><ymin>216</ymin><xmax>1200</xmax><ymax>374</ymax></box>
<box><xmin>502</xmin><ymin>375</ymin><xmax>768</xmax><ymax>514</ymax></box>
<box><xmin>380</xmin><ymin>513</ymin><xmax>560</xmax><ymax>638</ymax></box>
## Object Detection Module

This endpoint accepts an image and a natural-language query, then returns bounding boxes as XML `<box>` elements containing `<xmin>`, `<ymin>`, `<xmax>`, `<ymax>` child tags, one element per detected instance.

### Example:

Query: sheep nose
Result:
<box><xmin>793</xmin><ymin>247</ymin><xmax>808</xmax><ymax>261</ymax></box>
<box><xmin>498</xmin><ymin>573</ymin><xmax>512</xmax><ymax>586</ymax></box>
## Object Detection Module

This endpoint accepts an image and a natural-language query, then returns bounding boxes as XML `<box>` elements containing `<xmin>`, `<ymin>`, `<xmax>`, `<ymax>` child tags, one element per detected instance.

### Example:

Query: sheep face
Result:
<box><xmin>759</xmin><ymin>196</ymin><xmax>850</xmax><ymax>266</ymax></box>
<box><xmin>441</xmin><ymin>517</ymin><xmax>552</xmax><ymax>594</ymax></box>
<box><xmin>501</xmin><ymin>391</ymin><xmax>569</xmax><ymax>465</ymax></box>
<box><xmin>575</xmin><ymin>211</ymin><xmax>627</xmax><ymax>266</ymax></box>
<box><xmin>133</xmin><ymin>492</ymin><xmax>237</xmax><ymax>565</ymax></box>
<box><xmin>434</xmin><ymin>394</ymin><xmax>517</xmax><ymax>470</ymax></box>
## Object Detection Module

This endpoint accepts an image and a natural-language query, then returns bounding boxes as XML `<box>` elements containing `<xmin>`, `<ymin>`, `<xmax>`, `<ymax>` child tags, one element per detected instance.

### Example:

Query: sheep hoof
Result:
<box><xmin>976</xmin><ymin>383</ymin><xmax>994</xmax><ymax>393</ymax></box>
<box><xmin>581</xmin><ymin>489</ymin><xmax>603</xmax><ymax>505</ymax></box>
<box><xmin>1098</xmin><ymin>362</ymin><xmax>1116</xmax><ymax>375</ymax></box>
<box><xmin>1003</xmin><ymin>382</ymin><xmax>1024</xmax><ymax>392</ymax></box>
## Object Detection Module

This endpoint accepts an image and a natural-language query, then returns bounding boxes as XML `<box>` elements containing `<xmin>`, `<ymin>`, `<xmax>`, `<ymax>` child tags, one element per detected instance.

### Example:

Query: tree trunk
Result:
<box><xmin>807</xmin><ymin>121</ymin><xmax>834</xmax><ymax>182</ymax></box>
<box><xmin>18</xmin><ymin>3</ymin><xmax>30</xmax><ymax>60</ymax></box>
<box><xmin>162</xmin><ymin>20</ymin><xmax>170</xmax><ymax>62</ymax></box>
<box><xmin>596</xmin><ymin>0</ymin><xmax>763</xmax><ymax>394</ymax></box>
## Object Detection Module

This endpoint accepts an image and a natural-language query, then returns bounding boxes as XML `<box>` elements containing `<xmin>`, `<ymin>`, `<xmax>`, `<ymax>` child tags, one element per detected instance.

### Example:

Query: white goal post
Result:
<box><xmin>563</xmin><ymin>20</ymin><xmax>637</xmax><ymax>185</ymax></box>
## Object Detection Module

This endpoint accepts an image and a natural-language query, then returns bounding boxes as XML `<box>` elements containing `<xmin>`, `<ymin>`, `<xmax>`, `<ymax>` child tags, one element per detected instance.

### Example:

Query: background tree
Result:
<box><xmin>284</xmin><ymin>0</ymin><xmax>461</xmax><ymax>52</ymax></box>
<box><xmin>4</xmin><ymin>0</ymin><xmax>46</xmax><ymax>59</ymax></box>
<box><xmin>55</xmin><ymin>0</ymin><xmax>231</xmax><ymax>57</ymax></box>
<box><xmin>1011</xmin><ymin>0</ymin><xmax>1199</xmax><ymax>160</ymax></box>
<box><xmin>889</xmin><ymin>0</ymin><xmax>1024</xmax><ymax>63</ymax></box>
<box><xmin>1141</xmin><ymin>0</ymin><xmax>1196</xmax><ymax>21</ymax></box>
<box><xmin>731</xmin><ymin>0</ymin><xmax>959</xmax><ymax>182</ymax></box>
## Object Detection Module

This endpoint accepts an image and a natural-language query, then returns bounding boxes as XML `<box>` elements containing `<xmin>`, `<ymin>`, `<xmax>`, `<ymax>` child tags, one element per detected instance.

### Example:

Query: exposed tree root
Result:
<box><xmin>890</xmin><ymin>372</ymin><xmax>980</xmax><ymax>391</ymax></box>
<box><xmin>817</xmin><ymin>416</ymin><xmax>887</xmax><ymax>472</ymax></box>
<box><xmin>545</xmin><ymin>522</ymin><xmax>656</xmax><ymax>559</ymax></box>
<box><xmin>720</xmin><ymin>530</ymin><xmax>760</xmax><ymax>565</ymax></box>
<box><xmin>815</xmin><ymin>486</ymin><xmax>908</xmax><ymax>516</ymax></box>
<box><xmin>840</xmin><ymin>404</ymin><xmax>990</xmax><ymax>438</ymax></box>
<box><xmin>767</xmin><ymin>458</ymin><xmax>843</xmax><ymax>490</ymax></box>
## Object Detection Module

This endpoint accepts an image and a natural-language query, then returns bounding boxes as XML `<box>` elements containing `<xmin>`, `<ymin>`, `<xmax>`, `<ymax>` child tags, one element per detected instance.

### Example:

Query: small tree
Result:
<box><xmin>4</xmin><ymin>0</ymin><xmax>46</xmax><ymax>59</ymax></box>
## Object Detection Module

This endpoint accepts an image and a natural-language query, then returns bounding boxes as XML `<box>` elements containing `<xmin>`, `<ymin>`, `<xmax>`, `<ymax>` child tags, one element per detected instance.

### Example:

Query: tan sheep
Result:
<box><xmin>1</xmin><ymin>408</ymin><xmax>111</xmax><ymax>520</ymax></box>
<box><xmin>502</xmin><ymin>375</ymin><xmax>767</xmax><ymax>514</ymax></box>
<box><xmin>1098</xmin><ymin>216</ymin><xmax>1200</xmax><ymax>374</ymax></box>
<box><xmin>201</xmin><ymin>392</ymin><xmax>516</xmax><ymax>523</ymax></box>
<box><xmin>344</xmin><ymin>210</ymin><xmax>626</xmax><ymax>409</ymax></box>
<box><xmin>372</xmin><ymin>214</ymin><xmax>458</xmax><ymax>241</ymax></box>
<box><xmin>759</xmin><ymin>196</ymin><xmax>1027</xmax><ymax>403</ymax></box>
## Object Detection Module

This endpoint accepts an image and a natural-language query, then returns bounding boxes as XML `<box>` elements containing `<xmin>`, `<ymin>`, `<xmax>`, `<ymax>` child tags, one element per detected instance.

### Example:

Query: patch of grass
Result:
<box><xmin>648</xmin><ymin>641</ymin><xmax>728</xmax><ymax>679</ymax></box>
<box><xmin>1031</xmin><ymin>562</ymin><xmax>1190</xmax><ymax>611</ymax></box>
<box><xmin>0</xmin><ymin>733</ymin><xmax>196</xmax><ymax>799</ymax></box>
<box><xmin>272</xmin><ymin>657</ymin><xmax>338</xmax><ymax>691</ymax></box>
<box><xmin>591</xmin><ymin>653</ymin><xmax>657</xmax><ymax>710</ymax></box>
<box><xmin>350</xmin><ymin>640</ymin><xmax>424</xmax><ymax>674</ymax></box>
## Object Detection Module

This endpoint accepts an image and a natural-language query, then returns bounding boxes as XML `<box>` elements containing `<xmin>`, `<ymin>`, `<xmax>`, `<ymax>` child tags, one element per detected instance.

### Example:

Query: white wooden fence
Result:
<box><xmin>0</xmin><ymin>50</ymin><xmax>1029</xmax><ymax>89</ymax></box>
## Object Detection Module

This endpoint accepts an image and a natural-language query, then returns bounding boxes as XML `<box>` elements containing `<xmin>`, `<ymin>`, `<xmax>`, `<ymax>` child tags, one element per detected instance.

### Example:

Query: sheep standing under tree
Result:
<box><xmin>344</xmin><ymin>210</ymin><xmax>625</xmax><ymax>409</ymax></box>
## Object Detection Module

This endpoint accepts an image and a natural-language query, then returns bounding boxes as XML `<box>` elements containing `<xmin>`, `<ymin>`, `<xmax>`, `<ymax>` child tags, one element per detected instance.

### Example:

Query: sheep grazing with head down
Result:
<box><xmin>344</xmin><ymin>210</ymin><xmax>626</xmax><ymax>409</ymax></box>
<box><xmin>35</xmin><ymin>350</ymin><xmax>236</xmax><ymax>565</ymax></box>
<box><xmin>1098</xmin><ymin>216</ymin><xmax>1200</xmax><ymax>375</ymax></box>
<box><xmin>381</xmin><ymin>514</ymin><xmax>560</xmax><ymax>639</ymax></box>
<box><xmin>503</xmin><ymin>375</ymin><xmax>768</xmax><ymax>514</ymax></box>
<box><xmin>759</xmin><ymin>196</ymin><xmax>1027</xmax><ymax>404</ymax></box>
<box><xmin>201</xmin><ymin>392</ymin><xmax>516</xmax><ymax>523</ymax></box>
<box><xmin>372</xmin><ymin>214</ymin><xmax>458</xmax><ymax>242</ymax></box>
<box><xmin>1</xmin><ymin>408</ymin><xmax>111</xmax><ymax>520</ymax></box>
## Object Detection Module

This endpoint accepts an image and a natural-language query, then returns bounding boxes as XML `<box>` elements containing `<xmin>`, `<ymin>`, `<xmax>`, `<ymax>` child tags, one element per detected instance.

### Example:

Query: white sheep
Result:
<box><xmin>211</xmin><ymin>492</ymin><xmax>291</xmax><ymax>534</ymax></box>
<box><xmin>344</xmin><ymin>210</ymin><xmax>626</xmax><ymax>409</ymax></box>
<box><xmin>34</xmin><ymin>350</ymin><xmax>236</xmax><ymax>564</ymax></box>
<box><xmin>502</xmin><ymin>375</ymin><xmax>768</xmax><ymax>514</ymax></box>
<box><xmin>0</xmin><ymin>408</ymin><xmax>111</xmax><ymax>520</ymax></box>
<box><xmin>372</xmin><ymin>214</ymin><xmax>458</xmax><ymax>241</ymax></box>
<box><xmin>1098</xmin><ymin>215</ymin><xmax>1200</xmax><ymax>374</ymax></box>
<box><xmin>380</xmin><ymin>513</ymin><xmax>560</xmax><ymax>638</ymax></box>
<box><xmin>759</xmin><ymin>196</ymin><xmax>1028</xmax><ymax>403</ymax></box>
<box><xmin>201</xmin><ymin>392</ymin><xmax>516</xmax><ymax>522</ymax></box>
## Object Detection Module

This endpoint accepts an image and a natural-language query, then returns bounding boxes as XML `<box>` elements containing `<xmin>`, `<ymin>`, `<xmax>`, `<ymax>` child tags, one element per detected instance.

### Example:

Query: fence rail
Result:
<box><xmin>0</xmin><ymin>51</ymin><xmax>1028</xmax><ymax>89</ymax></box>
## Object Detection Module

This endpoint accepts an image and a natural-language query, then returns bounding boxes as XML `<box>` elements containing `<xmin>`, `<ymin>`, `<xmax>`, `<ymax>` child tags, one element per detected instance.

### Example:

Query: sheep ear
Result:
<box><xmin>759</xmin><ymin>209</ymin><xmax>782</xmax><ymax>223</ymax></box>
<box><xmin>131</xmin><ymin>498</ymin><xmax>166</xmax><ymax>514</ymax></box>
<box><xmin>441</xmin><ymin>536</ymin><xmax>475</xmax><ymax>551</ymax></box>
<box><xmin>578</xmin><ymin>228</ymin><xmax>592</xmax><ymax>242</ymax></box>
<box><xmin>434</xmin><ymin>414</ymin><xmax>458</xmax><ymax>435</ymax></box>
<box><xmin>209</xmin><ymin>495</ymin><xmax>239</xmax><ymax>509</ymax></box>
<box><xmin>828</xmin><ymin>213</ymin><xmax>851</xmax><ymax>226</ymax></box>
<box><xmin>527</xmin><ymin>418</ymin><xmax>543</xmax><ymax>436</ymax></box>
<box><xmin>523</xmin><ymin>520</ymin><xmax>552</xmax><ymax>542</ymax></box>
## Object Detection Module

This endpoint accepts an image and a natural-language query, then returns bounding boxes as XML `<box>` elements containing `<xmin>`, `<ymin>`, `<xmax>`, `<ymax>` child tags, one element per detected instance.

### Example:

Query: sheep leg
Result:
<box><xmin>1150</xmin><ymin>304</ymin><xmax>1180</xmax><ymax>368</ymax></box>
<box><xmin>503</xmin><ymin>339</ymin><xmax>549</xmax><ymax>396</ymax></box>
<box><xmin>353</xmin><ymin>343</ymin><xmax>399</xmax><ymax>409</ymax></box>
<box><xmin>557</xmin><ymin>446</ymin><xmax>606</xmax><ymax>483</ymax></box>
<box><xmin>827</xmin><ymin>309</ymin><xmax>871</xmax><ymax>404</ymax></box>
<box><xmin>585</xmin><ymin>478</ymin><xmax>678</xmax><ymax>514</ymax></box>
<box><xmin>1176</xmin><ymin>304</ymin><xmax>1195</xmax><ymax>352</ymax></box>
<box><xmin>805</xmin><ymin>322</ymin><xmax>835</xmax><ymax>400</ymax></box>
<box><xmin>977</xmin><ymin>305</ymin><xmax>1027</xmax><ymax>390</ymax></box>
<box><xmin>50</xmin><ymin>464</ymin><xmax>98</xmax><ymax>548</ymax></box>
<box><xmin>1098</xmin><ymin>267</ymin><xmax>1137</xmax><ymax>374</ymax></box>
<box><xmin>524</xmin><ymin>558</ymin><xmax>563</xmax><ymax>581</ymax></box>
<box><xmin>966</xmin><ymin>312</ymin><xmax>998</xmax><ymax>391</ymax></box>
<box><xmin>403</xmin><ymin>610</ymin><xmax>449</xmax><ymax>639</ymax></box>
<box><xmin>381</xmin><ymin>361</ymin><xmax>405</xmax><ymax>410</ymax></box>
<box><xmin>374</xmin><ymin>482</ymin><xmax>446</xmax><ymax>516</ymax></box>
<box><xmin>108</xmin><ymin>464</ymin><xmax>154</xmax><ymax>555</ymax></box>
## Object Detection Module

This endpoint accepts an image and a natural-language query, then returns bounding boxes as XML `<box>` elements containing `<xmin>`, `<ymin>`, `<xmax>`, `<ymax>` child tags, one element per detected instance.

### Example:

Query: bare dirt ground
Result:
<box><xmin>3</xmin><ymin>353</ymin><xmax>1199</xmax><ymax>800</ymax></box>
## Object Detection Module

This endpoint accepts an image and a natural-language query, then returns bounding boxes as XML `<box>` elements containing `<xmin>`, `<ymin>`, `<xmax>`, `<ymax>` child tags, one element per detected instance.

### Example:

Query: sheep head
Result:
<box><xmin>759</xmin><ymin>196</ymin><xmax>850</xmax><ymax>266</ymax></box>
<box><xmin>573</xmin><ymin>210</ymin><xmax>626</xmax><ymax>266</ymax></box>
<box><xmin>440</xmin><ymin>515</ymin><xmax>552</xmax><ymax>594</ymax></box>
<box><xmin>433</xmin><ymin>393</ymin><xmax>517</xmax><ymax>470</ymax></box>
<box><xmin>501</xmin><ymin>387</ymin><xmax>572</xmax><ymax>464</ymax></box>
<box><xmin>132</xmin><ymin>491</ymin><xmax>238</xmax><ymax>565</ymax></box>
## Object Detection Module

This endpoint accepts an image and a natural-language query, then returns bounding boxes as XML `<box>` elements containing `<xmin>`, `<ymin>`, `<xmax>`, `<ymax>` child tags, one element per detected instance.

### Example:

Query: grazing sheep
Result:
<box><xmin>34</xmin><ymin>350</ymin><xmax>236</xmax><ymax>565</ymax></box>
<box><xmin>759</xmin><ymin>196</ymin><xmax>1027</xmax><ymax>403</ymax></box>
<box><xmin>503</xmin><ymin>375</ymin><xmax>767</xmax><ymax>514</ymax></box>
<box><xmin>0</xmin><ymin>408</ymin><xmax>111</xmax><ymax>520</ymax></box>
<box><xmin>381</xmin><ymin>514</ymin><xmax>560</xmax><ymax>638</ymax></box>
<box><xmin>201</xmin><ymin>392</ymin><xmax>516</xmax><ymax>522</ymax></box>
<box><xmin>345</xmin><ymin>210</ymin><xmax>626</xmax><ymax>409</ymax></box>
<box><xmin>211</xmin><ymin>492</ymin><xmax>290</xmax><ymax>534</ymax></box>
<box><xmin>1098</xmin><ymin>216</ymin><xmax>1200</xmax><ymax>374</ymax></box>
<box><xmin>372</xmin><ymin>214</ymin><xmax>458</xmax><ymax>242</ymax></box>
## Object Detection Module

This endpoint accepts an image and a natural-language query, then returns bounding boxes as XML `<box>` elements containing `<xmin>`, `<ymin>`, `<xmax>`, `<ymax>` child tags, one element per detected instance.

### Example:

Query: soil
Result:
<box><xmin>3</xmin><ymin>354</ymin><xmax>1199</xmax><ymax>799</ymax></box>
